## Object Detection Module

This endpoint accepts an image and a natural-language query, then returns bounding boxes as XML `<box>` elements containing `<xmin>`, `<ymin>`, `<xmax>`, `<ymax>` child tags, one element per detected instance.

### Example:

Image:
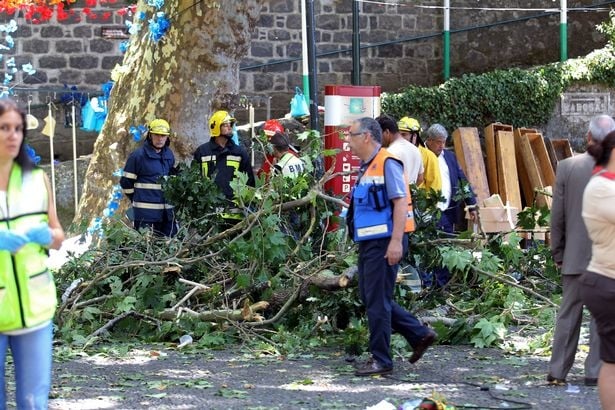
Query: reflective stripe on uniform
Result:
<box><xmin>360</xmin><ymin>175</ymin><xmax>385</xmax><ymax>184</ymax></box>
<box><xmin>227</xmin><ymin>155</ymin><xmax>241</xmax><ymax>171</ymax></box>
<box><xmin>123</xmin><ymin>171</ymin><xmax>138</xmax><ymax>180</ymax></box>
<box><xmin>134</xmin><ymin>182</ymin><xmax>162</xmax><ymax>190</ymax></box>
<box><xmin>123</xmin><ymin>188</ymin><xmax>134</xmax><ymax>194</ymax></box>
<box><xmin>133</xmin><ymin>202</ymin><xmax>174</xmax><ymax>210</ymax></box>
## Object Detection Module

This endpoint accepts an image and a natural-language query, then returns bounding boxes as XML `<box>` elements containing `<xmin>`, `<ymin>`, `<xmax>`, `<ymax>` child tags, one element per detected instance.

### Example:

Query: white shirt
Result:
<box><xmin>437</xmin><ymin>153</ymin><xmax>451</xmax><ymax>211</ymax></box>
<box><xmin>386</xmin><ymin>138</ymin><xmax>423</xmax><ymax>184</ymax></box>
<box><xmin>274</xmin><ymin>152</ymin><xmax>305</xmax><ymax>178</ymax></box>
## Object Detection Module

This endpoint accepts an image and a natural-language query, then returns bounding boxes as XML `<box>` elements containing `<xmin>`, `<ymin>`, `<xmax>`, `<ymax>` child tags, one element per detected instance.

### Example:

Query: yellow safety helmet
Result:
<box><xmin>149</xmin><ymin>118</ymin><xmax>171</xmax><ymax>135</ymax></box>
<box><xmin>209</xmin><ymin>110</ymin><xmax>236</xmax><ymax>137</ymax></box>
<box><xmin>398</xmin><ymin>116</ymin><xmax>422</xmax><ymax>133</ymax></box>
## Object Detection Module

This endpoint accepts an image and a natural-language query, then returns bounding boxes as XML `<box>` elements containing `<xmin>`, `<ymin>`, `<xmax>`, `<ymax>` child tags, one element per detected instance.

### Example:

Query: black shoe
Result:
<box><xmin>409</xmin><ymin>329</ymin><xmax>437</xmax><ymax>364</ymax></box>
<box><xmin>354</xmin><ymin>357</ymin><xmax>393</xmax><ymax>376</ymax></box>
<box><xmin>546</xmin><ymin>374</ymin><xmax>566</xmax><ymax>386</ymax></box>
<box><xmin>584</xmin><ymin>377</ymin><xmax>598</xmax><ymax>387</ymax></box>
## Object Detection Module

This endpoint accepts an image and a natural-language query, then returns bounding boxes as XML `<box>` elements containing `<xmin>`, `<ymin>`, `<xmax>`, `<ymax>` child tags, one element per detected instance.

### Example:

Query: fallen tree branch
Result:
<box><xmin>88</xmin><ymin>310</ymin><xmax>161</xmax><ymax>339</ymax></box>
<box><xmin>472</xmin><ymin>266</ymin><xmax>557</xmax><ymax>307</ymax></box>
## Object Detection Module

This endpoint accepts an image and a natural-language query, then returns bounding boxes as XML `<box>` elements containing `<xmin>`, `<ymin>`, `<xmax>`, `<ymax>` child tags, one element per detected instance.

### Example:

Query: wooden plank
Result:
<box><xmin>544</xmin><ymin>138</ymin><xmax>559</xmax><ymax>172</ymax></box>
<box><xmin>545</xmin><ymin>138</ymin><xmax>573</xmax><ymax>172</ymax></box>
<box><xmin>484</xmin><ymin>123</ymin><xmax>513</xmax><ymax>195</ymax></box>
<box><xmin>513</xmin><ymin>128</ymin><xmax>539</xmax><ymax>208</ymax></box>
<box><xmin>519</xmin><ymin>133</ymin><xmax>552</xmax><ymax>208</ymax></box>
<box><xmin>452</xmin><ymin>127</ymin><xmax>490</xmax><ymax>204</ymax></box>
<box><xmin>528</xmin><ymin>133</ymin><xmax>555</xmax><ymax>189</ymax></box>
<box><xmin>495</xmin><ymin>131</ymin><xmax>522</xmax><ymax>211</ymax></box>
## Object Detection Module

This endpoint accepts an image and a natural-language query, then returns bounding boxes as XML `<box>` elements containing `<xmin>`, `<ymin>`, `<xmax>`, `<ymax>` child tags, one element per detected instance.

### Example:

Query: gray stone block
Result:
<box><xmin>73</xmin><ymin>25</ymin><xmax>93</xmax><ymax>38</ymax></box>
<box><xmin>22</xmin><ymin>39</ymin><xmax>50</xmax><ymax>54</ymax></box>
<box><xmin>269</xmin><ymin>0</ymin><xmax>294</xmax><ymax>13</ymax></box>
<box><xmin>376</xmin><ymin>44</ymin><xmax>403</xmax><ymax>58</ymax></box>
<box><xmin>59</xmin><ymin>70</ymin><xmax>84</xmax><ymax>84</ymax></box>
<box><xmin>254</xmin><ymin>75</ymin><xmax>273</xmax><ymax>92</ymax></box>
<box><xmin>41</xmin><ymin>26</ymin><xmax>65</xmax><ymax>38</ymax></box>
<box><xmin>258</xmin><ymin>14</ymin><xmax>274</xmax><ymax>28</ymax></box>
<box><xmin>286</xmin><ymin>14</ymin><xmax>301</xmax><ymax>30</ymax></box>
<box><xmin>316</xmin><ymin>15</ymin><xmax>339</xmax><ymax>31</ymax></box>
<box><xmin>251</xmin><ymin>41</ymin><xmax>273</xmax><ymax>57</ymax></box>
<box><xmin>39</xmin><ymin>56</ymin><xmax>68</xmax><ymax>69</ymax></box>
<box><xmin>13</xmin><ymin>25</ymin><xmax>32</xmax><ymax>38</ymax></box>
<box><xmin>56</xmin><ymin>40</ymin><xmax>83</xmax><ymax>53</ymax></box>
<box><xmin>85</xmin><ymin>70</ymin><xmax>112</xmax><ymax>85</ymax></box>
<box><xmin>24</xmin><ymin>70</ymin><xmax>48</xmax><ymax>84</ymax></box>
<box><xmin>89</xmin><ymin>39</ymin><xmax>114</xmax><ymax>53</ymax></box>
<box><xmin>286</xmin><ymin>42</ymin><xmax>302</xmax><ymax>58</ymax></box>
<box><xmin>101</xmin><ymin>56</ymin><xmax>124</xmax><ymax>70</ymax></box>
<box><xmin>70</xmin><ymin>56</ymin><xmax>99</xmax><ymax>69</ymax></box>
<box><xmin>268</xmin><ymin>29</ymin><xmax>290</xmax><ymax>42</ymax></box>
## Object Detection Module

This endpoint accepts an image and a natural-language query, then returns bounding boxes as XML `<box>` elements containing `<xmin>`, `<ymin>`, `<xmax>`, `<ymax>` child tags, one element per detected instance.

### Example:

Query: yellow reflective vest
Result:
<box><xmin>0</xmin><ymin>164</ymin><xmax>56</xmax><ymax>332</ymax></box>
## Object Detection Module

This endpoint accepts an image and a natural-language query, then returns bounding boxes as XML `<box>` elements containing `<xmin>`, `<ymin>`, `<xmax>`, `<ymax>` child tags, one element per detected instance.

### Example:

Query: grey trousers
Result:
<box><xmin>549</xmin><ymin>274</ymin><xmax>601</xmax><ymax>379</ymax></box>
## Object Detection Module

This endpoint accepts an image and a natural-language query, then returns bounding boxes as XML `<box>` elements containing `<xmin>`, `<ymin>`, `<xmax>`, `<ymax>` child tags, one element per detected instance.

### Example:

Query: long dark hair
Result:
<box><xmin>587</xmin><ymin>129</ymin><xmax>615</xmax><ymax>168</ymax></box>
<box><xmin>0</xmin><ymin>98</ymin><xmax>34</xmax><ymax>172</ymax></box>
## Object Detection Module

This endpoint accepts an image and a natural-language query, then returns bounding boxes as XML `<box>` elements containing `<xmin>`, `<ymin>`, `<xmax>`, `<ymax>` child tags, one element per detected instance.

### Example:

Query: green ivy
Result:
<box><xmin>382</xmin><ymin>46</ymin><xmax>615</xmax><ymax>130</ymax></box>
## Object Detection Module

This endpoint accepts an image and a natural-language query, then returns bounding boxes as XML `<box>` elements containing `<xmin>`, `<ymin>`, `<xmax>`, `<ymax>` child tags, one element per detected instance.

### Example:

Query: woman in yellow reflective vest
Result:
<box><xmin>0</xmin><ymin>98</ymin><xmax>65</xmax><ymax>409</ymax></box>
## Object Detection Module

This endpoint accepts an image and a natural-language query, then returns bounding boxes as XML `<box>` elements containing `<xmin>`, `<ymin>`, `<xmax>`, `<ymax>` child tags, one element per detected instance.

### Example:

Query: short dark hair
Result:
<box><xmin>0</xmin><ymin>98</ymin><xmax>34</xmax><ymax>172</ymax></box>
<box><xmin>376</xmin><ymin>114</ymin><xmax>398</xmax><ymax>134</ymax></box>
<box><xmin>270</xmin><ymin>132</ymin><xmax>290</xmax><ymax>150</ymax></box>
<box><xmin>355</xmin><ymin>117</ymin><xmax>382</xmax><ymax>143</ymax></box>
<box><xmin>587</xmin><ymin>129</ymin><xmax>615</xmax><ymax>167</ymax></box>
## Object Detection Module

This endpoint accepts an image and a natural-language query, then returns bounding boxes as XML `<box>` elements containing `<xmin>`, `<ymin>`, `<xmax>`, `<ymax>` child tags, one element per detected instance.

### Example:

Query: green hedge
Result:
<box><xmin>382</xmin><ymin>46</ymin><xmax>615</xmax><ymax>131</ymax></box>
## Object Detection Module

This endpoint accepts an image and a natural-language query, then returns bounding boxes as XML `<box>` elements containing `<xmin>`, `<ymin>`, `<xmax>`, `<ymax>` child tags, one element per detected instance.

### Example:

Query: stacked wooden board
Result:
<box><xmin>452</xmin><ymin>123</ymin><xmax>573</xmax><ymax>233</ymax></box>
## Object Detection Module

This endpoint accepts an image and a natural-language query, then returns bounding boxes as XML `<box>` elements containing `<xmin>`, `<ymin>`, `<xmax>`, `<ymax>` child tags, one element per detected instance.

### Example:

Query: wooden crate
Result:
<box><xmin>518</xmin><ymin>132</ymin><xmax>554</xmax><ymax>208</ymax></box>
<box><xmin>514</xmin><ymin>128</ymin><xmax>539</xmax><ymax>207</ymax></box>
<box><xmin>484</xmin><ymin>123</ymin><xmax>513</xmax><ymax>195</ymax></box>
<box><xmin>496</xmin><ymin>131</ymin><xmax>522</xmax><ymax>211</ymax></box>
<box><xmin>452</xmin><ymin>127</ymin><xmax>490</xmax><ymax>205</ymax></box>
<box><xmin>545</xmin><ymin>138</ymin><xmax>573</xmax><ymax>172</ymax></box>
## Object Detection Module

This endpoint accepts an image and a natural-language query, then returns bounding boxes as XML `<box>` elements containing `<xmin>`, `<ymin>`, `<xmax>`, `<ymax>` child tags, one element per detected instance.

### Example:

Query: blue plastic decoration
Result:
<box><xmin>146</xmin><ymin>0</ymin><xmax>165</xmax><ymax>10</ymax></box>
<box><xmin>149</xmin><ymin>12</ymin><xmax>170</xmax><ymax>42</ymax></box>
<box><xmin>119</xmin><ymin>41</ymin><xmax>129</xmax><ymax>53</ymax></box>
<box><xmin>22</xmin><ymin>63</ymin><xmax>36</xmax><ymax>76</ymax></box>
<box><xmin>129</xmin><ymin>124</ymin><xmax>148</xmax><ymax>142</ymax></box>
<box><xmin>113</xmin><ymin>168</ymin><xmax>124</xmax><ymax>177</ymax></box>
<box><xmin>88</xmin><ymin>217</ymin><xmax>103</xmax><ymax>235</ymax></box>
<box><xmin>25</xmin><ymin>144</ymin><xmax>41</xmax><ymax>165</ymax></box>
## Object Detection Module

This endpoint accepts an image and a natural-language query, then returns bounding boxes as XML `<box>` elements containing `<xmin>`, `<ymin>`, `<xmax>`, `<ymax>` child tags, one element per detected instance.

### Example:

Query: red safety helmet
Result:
<box><xmin>262</xmin><ymin>119</ymin><xmax>284</xmax><ymax>137</ymax></box>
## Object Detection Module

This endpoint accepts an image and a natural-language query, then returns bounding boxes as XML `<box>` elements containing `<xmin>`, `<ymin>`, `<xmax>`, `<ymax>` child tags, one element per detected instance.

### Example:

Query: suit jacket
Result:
<box><xmin>442</xmin><ymin>150</ymin><xmax>477</xmax><ymax>225</ymax></box>
<box><xmin>550</xmin><ymin>153</ymin><xmax>594</xmax><ymax>275</ymax></box>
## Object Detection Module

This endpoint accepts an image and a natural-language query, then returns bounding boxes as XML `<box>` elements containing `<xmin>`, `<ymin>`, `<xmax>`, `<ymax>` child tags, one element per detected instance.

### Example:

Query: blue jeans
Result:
<box><xmin>0</xmin><ymin>322</ymin><xmax>53</xmax><ymax>410</ymax></box>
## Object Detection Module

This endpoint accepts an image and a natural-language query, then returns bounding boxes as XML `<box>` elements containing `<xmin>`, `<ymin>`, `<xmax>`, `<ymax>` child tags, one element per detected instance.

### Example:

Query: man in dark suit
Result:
<box><xmin>423</xmin><ymin>124</ymin><xmax>477</xmax><ymax>286</ymax></box>
<box><xmin>424</xmin><ymin>124</ymin><xmax>477</xmax><ymax>233</ymax></box>
<box><xmin>547</xmin><ymin>114</ymin><xmax>615</xmax><ymax>386</ymax></box>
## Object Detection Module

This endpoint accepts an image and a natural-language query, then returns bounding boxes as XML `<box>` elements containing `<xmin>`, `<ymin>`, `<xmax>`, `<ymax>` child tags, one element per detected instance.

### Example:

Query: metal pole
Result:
<box><xmin>352</xmin><ymin>0</ymin><xmax>361</xmax><ymax>85</ymax></box>
<box><xmin>301</xmin><ymin>0</ymin><xmax>310</xmax><ymax>105</ymax></box>
<box><xmin>306</xmin><ymin>0</ymin><xmax>320</xmax><ymax>132</ymax></box>
<box><xmin>560</xmin><ymin>0</ymin><xmax>568</xmax><ymax>61</ymax></box>
<box><xmin>48</xmin><ymin>102</ymin><xmax>56</xmax><ymax>207</ymax></box>
<box><xmin>71</xmin><ymin>103</ymin><xmax>79</xmax><ymax>214</ymax></box>
<box><xmin>443</xmin><ymin>0</ymin><xmax>451</xmax><ymax>80</ymax></box>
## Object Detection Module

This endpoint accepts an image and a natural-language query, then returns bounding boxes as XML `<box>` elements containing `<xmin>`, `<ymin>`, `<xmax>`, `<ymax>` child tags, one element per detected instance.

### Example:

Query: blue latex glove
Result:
<box><xmin>0</xmin><ymin>230</ymin><xmax>29</xmax><ymax>253</ymax></box>
<box><xmin>25</xmin><ymin>223</ymin><xmax>53</xmax><ymax>246</ymax></box>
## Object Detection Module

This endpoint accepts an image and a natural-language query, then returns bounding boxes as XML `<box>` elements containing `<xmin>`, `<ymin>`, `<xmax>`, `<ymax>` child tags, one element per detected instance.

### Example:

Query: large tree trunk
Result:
<box><xmin>74</xmin><ymin>0</ymin><xmax>261</xmax><ymax>225</ymax></box>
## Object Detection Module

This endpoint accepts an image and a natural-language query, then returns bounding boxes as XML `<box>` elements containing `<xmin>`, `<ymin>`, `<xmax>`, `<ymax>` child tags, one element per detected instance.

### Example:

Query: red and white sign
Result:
<box><xmin>323</xmin><ymin>85</ymin><xmax>381</xmax><ymax>201</ymax></box>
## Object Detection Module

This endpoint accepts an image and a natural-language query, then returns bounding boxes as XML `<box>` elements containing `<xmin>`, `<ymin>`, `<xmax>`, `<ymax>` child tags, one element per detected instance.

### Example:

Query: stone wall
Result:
<box><xmin>2</xmin><ymin>0</ymin><xmax>610</xmax><ymax>160</ymax></box>
<box><xmin>241</xmin><ymin>0</ymin><xmax>609</xmax><ymax>120</ymax></box>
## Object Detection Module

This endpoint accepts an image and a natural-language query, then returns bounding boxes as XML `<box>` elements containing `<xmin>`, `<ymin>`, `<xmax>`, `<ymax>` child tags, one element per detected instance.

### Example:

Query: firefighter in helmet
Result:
<box><xmin>193</xmin><ymin>110</ymin><xmax>255</xmax><ymax>220</ymax></box>
<box><xmin>120</xmin><ymin>118</ymin><xmax>178</xmax><ymax>237</ymax></box>
<box><xmin>398</xmin><ymin>116</ymin><xmax>442</xmax><ymax>193</ymax></box>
